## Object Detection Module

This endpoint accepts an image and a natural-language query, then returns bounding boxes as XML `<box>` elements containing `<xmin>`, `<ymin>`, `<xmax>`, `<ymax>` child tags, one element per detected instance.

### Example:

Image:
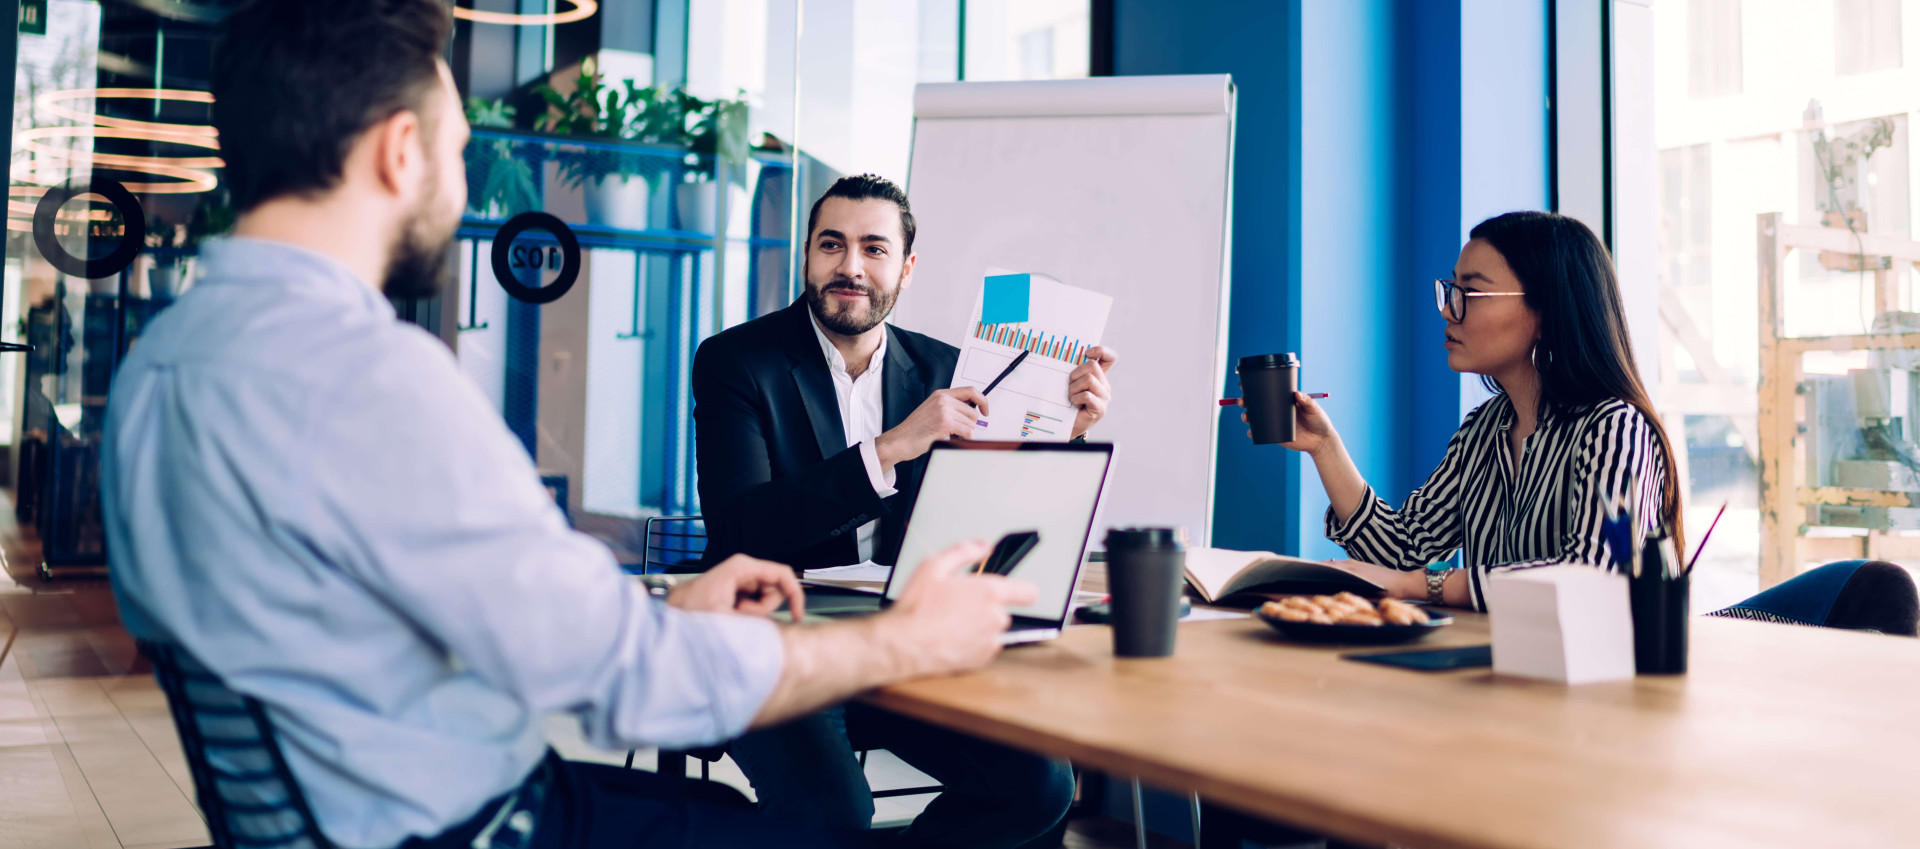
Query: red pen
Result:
<box><xmin>1219</xmin><ymin>394</ymin><xmax>1327</xmax><ymax>406</ymax></box>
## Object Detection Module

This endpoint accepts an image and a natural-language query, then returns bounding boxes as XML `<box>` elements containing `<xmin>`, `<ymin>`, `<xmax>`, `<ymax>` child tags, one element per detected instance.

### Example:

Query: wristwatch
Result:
<box><xmin>1425</xmin><ymin>569</ymin><xmax>1447</xmax><ymax>606</ymax></box>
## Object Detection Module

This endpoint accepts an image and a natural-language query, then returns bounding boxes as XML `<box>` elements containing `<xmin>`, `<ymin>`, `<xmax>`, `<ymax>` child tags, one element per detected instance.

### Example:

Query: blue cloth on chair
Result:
<box><xmin>1712</xmin><ymin>560</ymin><xmax>1919</xmax><ymax>636</ymax></box>
<box><xmin>1727</xmin><ymin>560</ymin><xmax>1866</xmax><ymax>625</ymax></box>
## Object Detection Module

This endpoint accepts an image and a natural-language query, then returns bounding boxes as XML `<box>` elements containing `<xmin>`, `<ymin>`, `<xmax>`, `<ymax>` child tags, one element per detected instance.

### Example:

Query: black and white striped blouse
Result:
<box><xmin>1326</xmin><ymin>394</ymin><xmax>1669</xmax><ymax>611</ymax></box>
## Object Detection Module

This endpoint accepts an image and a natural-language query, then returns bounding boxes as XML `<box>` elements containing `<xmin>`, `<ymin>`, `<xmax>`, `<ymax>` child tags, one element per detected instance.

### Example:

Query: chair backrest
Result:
<box><xmin>1709</xmin><ymin>560</ymin><xmax>1920</xmax><ymax>636</ymax></box>
<box><xmin>140</xmin><ymin>639</ymin><xmax>335</xmax><ymax>849</ymax></box>
<box><xmin>643</xmin><ymin>516</ymin><xmax>708</xmax><ymax>574</ymax></box>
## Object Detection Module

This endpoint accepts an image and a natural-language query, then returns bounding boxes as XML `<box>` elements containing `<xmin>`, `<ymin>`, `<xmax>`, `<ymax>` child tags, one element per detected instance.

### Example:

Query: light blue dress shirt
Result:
<box><xmin>102</xmin><ymin>238</ymin><xmax>785</xmax><ymax>849</ymax></box>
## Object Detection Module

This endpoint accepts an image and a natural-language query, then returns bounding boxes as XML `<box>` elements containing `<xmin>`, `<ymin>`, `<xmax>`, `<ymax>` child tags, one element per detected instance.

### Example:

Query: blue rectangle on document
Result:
<box><xmin>981</xmin><ymin>273</ymin><xmax>1032</xmax><ymax>325</ymax></box>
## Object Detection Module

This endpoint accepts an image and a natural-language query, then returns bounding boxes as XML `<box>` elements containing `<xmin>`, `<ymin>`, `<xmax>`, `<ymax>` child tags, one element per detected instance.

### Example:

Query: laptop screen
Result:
<box><xmin>886</xmin><ymin>442</ymin><xmax>1113</xmax><ymax>623</ymax></box>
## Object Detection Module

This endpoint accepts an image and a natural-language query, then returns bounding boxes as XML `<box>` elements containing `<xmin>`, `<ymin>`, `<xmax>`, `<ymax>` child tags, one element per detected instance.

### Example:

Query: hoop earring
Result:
<box><xmin>1532</xmin><ymin>344</ymin><xmax>1551</xmax><ymax>371</ymax></box>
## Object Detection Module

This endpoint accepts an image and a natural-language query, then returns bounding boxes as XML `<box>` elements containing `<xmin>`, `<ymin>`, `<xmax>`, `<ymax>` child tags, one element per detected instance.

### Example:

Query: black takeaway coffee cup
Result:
<box><xmin>1237</xmin><ymin>353</ymin><xmax>1301</xmax><ymax>445</ymax></box>
<box><xmin>1103</xmin><ymin>527</ymin><xmax>1187</xmax><ymax>658</ymax></box>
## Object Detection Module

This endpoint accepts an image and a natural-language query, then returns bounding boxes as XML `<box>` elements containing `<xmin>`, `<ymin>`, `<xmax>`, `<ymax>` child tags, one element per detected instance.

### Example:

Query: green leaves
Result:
<box><xmin>687</xmin><ymin>91</ymin><xmax>751</xmax><ymax>172</ymax></box>
<box><xmin>516</xmin><ymin>57</ymin><xmax>754</xmax><ymax>191</ymax></box>
<box><xmin>480</xmin><ymin>154</ymin><xmax>540</xmax><ymax>218</ymax></box>
<box><xmin>464</xmin><ymin>96</ymin><xmax>517</xmax><ymax>129</ymax></box>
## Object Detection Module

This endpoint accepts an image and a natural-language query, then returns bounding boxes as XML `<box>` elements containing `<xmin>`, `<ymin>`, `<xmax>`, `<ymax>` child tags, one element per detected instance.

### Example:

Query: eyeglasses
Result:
<box><xmin>1434</xmin><ymin>278</ymin><xmax>1524</xmax><ymax>322</ymax></box>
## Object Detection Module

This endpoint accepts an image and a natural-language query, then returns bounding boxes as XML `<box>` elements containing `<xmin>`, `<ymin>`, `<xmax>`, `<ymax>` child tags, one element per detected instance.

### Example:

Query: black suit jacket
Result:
<box><xmin>692</xmin><ymin>300</ymin><xmax>958</xmax><ymax>569</ymax></box>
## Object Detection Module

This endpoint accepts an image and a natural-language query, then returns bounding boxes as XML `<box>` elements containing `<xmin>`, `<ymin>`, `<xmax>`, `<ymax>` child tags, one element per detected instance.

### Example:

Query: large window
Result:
<box><xmin>960</xmin><ymin>0</ymin><xmax>1092</xmax><ymax>82</ymax></box>
<box><xmin>1635</xmin><ymin>0</ymin><xmax>1920</xmax><ymax>606</ymax></box>
<box><xmin>1835</xmin><ymin>0</ymin><xmax>1904</xmax><ymax>76</ymax></box>
<box><xmin>1686</xmin><ymin>0</ymin><xmax>1743</xmax><ymax>98</ymax></box>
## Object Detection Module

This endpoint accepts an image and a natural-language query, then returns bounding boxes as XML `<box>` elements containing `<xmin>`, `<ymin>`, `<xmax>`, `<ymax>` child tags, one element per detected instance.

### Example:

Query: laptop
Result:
<box><xmin>802</xmin><ymin>440</ymin><xmax>1116</xmax><ymax>645</ymax></box>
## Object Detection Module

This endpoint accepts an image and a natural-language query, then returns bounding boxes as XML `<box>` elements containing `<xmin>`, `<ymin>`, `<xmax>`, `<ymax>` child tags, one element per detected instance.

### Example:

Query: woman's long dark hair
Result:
<box><xmin>1468</xmin><ymin>211</ymin><xmax>1684</xmax><ymax>557</ymax></box>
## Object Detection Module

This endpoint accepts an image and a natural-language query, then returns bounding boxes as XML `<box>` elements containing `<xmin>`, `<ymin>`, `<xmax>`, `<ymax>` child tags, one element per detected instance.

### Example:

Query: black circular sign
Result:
<box><xmin>491</xmin><ymin>211</ymin><xmax>581</xmax><ymax>305</ymax></box>
<box><xmin>33</xmin><ymin>178</ymin><xmax>146</xmax><ymax>280</ymax></box>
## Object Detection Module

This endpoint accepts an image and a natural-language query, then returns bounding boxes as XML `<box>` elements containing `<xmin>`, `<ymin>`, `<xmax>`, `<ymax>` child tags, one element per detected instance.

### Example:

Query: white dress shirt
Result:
<box><xmin>102</xmin><ymin>238</ymin><xmax>783</xmax><ymax>849</ymax></box>
<box><xmin>809</xmin><ymin>313</ymin><xmax>898</xmax><ymax>561</ymax></box>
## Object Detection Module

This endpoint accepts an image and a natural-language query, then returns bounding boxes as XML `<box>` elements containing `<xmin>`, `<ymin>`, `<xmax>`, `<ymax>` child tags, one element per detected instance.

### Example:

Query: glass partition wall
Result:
<box><xmin>7</xmin><ymin>0</ymin><xmax>239</xmax><ymax>576</ymax></box>
<box><xmin>1630</xmin><ymin>0</ymin><xmax>1920</xmax><ymax>606</ymax></box>
<box><xmin>4</xmin><ymin>0</ymin><xmax>1088</xmax><ymax>574</ymax></box>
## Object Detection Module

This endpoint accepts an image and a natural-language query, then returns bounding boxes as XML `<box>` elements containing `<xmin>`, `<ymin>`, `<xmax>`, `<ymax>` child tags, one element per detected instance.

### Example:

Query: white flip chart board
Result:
<box><xmin>893</xmin><ymin>75</ymin><xmax>1236</xmax><ymax>546</ymax></box>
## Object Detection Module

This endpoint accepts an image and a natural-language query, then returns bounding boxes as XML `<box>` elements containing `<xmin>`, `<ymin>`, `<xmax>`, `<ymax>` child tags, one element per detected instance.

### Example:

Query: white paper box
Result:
<box><xmin>1485</xmin><ymin>565</ymin><xmax>1635</xmax><ymax>684</ymax></box>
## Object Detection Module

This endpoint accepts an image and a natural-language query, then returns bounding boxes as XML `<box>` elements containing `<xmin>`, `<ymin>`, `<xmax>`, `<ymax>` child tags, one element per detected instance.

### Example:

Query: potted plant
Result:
<box><xmin>142</xmin><ymin>216</ymin><xmax>186</xmax><ymax>299</ymax></box>
<box><xmin>534</xmin><ymin>57</ymin><xmax>683</xmax><ymax>231</ymax></box>
<box><xmin>675</xmin><ymin>92</ymin><xmax>751</xmax><ymax>235</ymax></box>
<box><xmin>136</xmin><ymin>193</ymin><xmax>232</xmax><ymax>300</ymax></box>
<box><xmin>464</xmin><ymin>97</ymin><xmax>540</xmax><ymax>220</ymax></box>
<box><xmin>1809</xmin><ymin>107</ymin><xmax>1896</xmax><ymax>273</ymax></box>
<box><xmin>186</xmin><ymin>190</ymin><xmax>235</xmax><ymax>247</ymax></box>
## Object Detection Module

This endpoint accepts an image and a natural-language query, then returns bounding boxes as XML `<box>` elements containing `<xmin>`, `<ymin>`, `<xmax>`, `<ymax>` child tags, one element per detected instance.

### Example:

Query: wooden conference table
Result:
<box><xmin>862</xmin><ymin>607</ymin><xmax>1920</xmax><ymax>849</ymax></box>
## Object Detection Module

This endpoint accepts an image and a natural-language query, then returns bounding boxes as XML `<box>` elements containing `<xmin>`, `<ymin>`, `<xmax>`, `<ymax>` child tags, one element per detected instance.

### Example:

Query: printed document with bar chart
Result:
<box><xmin>949</xmin><ymin>269</ymin><xmax>1113</xmax><ymax>441</ymax></box>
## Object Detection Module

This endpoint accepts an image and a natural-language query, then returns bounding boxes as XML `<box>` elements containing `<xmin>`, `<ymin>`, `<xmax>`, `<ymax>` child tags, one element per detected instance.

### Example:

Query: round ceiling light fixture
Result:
<box><xmin>36</xmin><ymin>88</ymin><xmax>218</xmax><ymax>139</ymax></box>
<box><xmin>453</xmin><ymin>0</ymin><xmax>597</xmax><ymax>26</ymax></box>
<box><xmin>15</xmin><ymin>126</ymin><xmax>222</xmax><ymax>194</ymax></box>
<box><xmin>12</xmin><ymin>89</ymin><xmax>222</xmax><ymax>200</ymax></box>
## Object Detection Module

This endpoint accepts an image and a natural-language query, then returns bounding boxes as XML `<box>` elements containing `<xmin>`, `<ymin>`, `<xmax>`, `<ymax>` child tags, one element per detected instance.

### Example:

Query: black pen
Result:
<box><xmin>982</xmin><ymin>350</ymin><xmax>1029</xmax><ymax>395</ymax></box>
<box><xmin>973</xmin><ymin>350</ymin><xmax>1028</xmax><ymax>427</ymax></box>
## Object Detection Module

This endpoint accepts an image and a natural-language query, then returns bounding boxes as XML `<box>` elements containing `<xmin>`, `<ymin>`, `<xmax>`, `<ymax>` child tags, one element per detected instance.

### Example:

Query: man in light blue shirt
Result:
<box><xmin>102</xmin><ymin>2</ymin><xmax>1035</xmax><ymax>848</ymax></box>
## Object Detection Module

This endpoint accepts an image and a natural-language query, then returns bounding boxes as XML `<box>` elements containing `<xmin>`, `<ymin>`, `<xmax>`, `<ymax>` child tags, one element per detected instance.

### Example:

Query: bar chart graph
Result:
<box><xmin>973</xmin><ymin>322</ymin><xmax>1092</xmax><ymax>365</ymax></box>
<box><xmin>1020</xmin><ymin>411</ymin><xmax>1064</xmax><ymax>439</ymax></box>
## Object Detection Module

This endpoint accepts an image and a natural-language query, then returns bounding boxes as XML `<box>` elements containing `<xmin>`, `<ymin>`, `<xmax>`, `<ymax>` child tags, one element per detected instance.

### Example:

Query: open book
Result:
<box><xmin>1183</xmin><ymin>548</ymin><xmax>1386</xmax><ymax>605</ymax></box>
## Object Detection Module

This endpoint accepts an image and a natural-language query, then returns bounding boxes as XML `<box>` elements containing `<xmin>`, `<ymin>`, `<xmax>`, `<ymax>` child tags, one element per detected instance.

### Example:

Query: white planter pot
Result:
<box><xmin>582</xmin><ymin>175</ymin><xmax>651</xmax><ymax>232</ymax></box>
<box><xmin>725</xmin><ymin>182</ymin><xmax>751</xmax><ymax>235</ymax></box>
<box><xmin>149</xmin><ymin>263</ymin><xmax>181</xmax><ymax>299</ymax></box>
<box><xmin>676</xmin><ymin>181</ymin><xmax>715</xmax><ymax>235</ymax></box>
<box><xmin>676</xmin><ymin>180</ymin><xmax>753</xmax><ymax>237</ymax></box>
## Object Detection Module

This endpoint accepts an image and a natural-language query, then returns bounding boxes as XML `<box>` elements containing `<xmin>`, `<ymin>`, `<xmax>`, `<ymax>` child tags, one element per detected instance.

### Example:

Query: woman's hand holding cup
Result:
<box><xmin>1241</xmin><ymin>392</ymin><xmax>1339</xmax><ymax>457</ymax></box>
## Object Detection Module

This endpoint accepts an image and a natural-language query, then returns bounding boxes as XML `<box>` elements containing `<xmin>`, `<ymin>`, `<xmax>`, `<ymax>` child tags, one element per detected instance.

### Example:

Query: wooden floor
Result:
<box><xmin>0</xmin><ymin>503</ymin><xmax>1186</xmax><ymax>848</ymax></box>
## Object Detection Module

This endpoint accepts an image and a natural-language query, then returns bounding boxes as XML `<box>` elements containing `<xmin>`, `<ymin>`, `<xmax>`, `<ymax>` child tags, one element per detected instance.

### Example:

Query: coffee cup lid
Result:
<box><xmin>1105</xmin><ymin>527</ymin><xmax>1186</xmax><ymax>550</ymax></box>
<box><xmin>1237</xmin><ymin>352</ymin><xmax>1300</xmax><ymax>370</ymax></box>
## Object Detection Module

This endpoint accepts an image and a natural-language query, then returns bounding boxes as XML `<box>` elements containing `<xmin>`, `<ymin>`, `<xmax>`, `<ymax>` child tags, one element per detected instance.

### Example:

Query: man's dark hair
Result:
<box><xmin>212</xmin><ymin>0</ymin><xmax>453</xmax><ymax>212</ymax></box>
<box><xmin>806</xmin><ymin>174</ymin><xmax>917</xmax><ymax>253</ymax></box>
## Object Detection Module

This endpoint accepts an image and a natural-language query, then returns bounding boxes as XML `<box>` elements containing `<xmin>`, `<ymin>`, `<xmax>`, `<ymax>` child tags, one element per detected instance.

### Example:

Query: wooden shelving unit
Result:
<box><xmin>1756</xmin><ymin>212</ymin><xmax>1920</xmax><ymax>587</ymax></box>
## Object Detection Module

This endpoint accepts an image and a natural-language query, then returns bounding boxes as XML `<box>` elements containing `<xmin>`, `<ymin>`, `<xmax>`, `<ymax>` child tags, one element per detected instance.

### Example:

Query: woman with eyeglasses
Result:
<box><xmin>1263</xmin><ymin>212</ymin><xmax>1918</xmax><ymax>629</ymax></box>
<box><xmin>1258</xmin><ymin>211</ymin><xmax>1681</xmax><ymax>610</ymax></box>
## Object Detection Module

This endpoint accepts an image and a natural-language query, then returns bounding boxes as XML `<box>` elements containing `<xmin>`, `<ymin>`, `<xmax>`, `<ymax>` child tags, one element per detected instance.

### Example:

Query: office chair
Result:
<box><xmin>631</xmin><ymin>517</ymin><xmax>944</xmax><ymax>806</ymax></box>
<box><xmin>641</xmin><ymin>515</ymin><xmax>711</xmax><ymax>574</ymax></box>
<box><xmin>141</xmin><ymin>639</ymin><xmax>335</xmax><ymax>849</ymax></box>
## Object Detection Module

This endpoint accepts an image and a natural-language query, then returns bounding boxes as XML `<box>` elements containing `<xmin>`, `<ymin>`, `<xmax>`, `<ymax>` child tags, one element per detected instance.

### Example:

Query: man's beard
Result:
<box><xmin>382</xmin><ymin>183</ymin><xmax>456</xmax><ymax>300</ymax></box>
<box><xmin>805</xmin><ymin>275</ymin><xmax>899</xmax><ymax>336</ymax></box>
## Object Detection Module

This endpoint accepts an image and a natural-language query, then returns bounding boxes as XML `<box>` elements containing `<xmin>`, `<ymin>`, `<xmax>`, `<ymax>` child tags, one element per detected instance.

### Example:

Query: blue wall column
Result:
<box><xmin>1399</xmin><ymin>0</ymin><xmax>1468</xmax><ymax>524</ymax></box>
<box><xmin>1458</xmin><ymin>0</ymin><xmax>1553</xmax><ymax>419</ymax></box>
<box><xmin>1297</xmin><ymin>0</ymin><xmax>1406</xmax><ymax>558</ymax></box>
<box><xmin>1104</xmin><ymin>1</ymin><xmax>1552</xmax><ymax>838</ymax></box>
<box><xmin>1112</xmin><ymin>0</ymin><xmax>1301</xmax><ymax>555</ymax></box>
<box><xmin>1113</xmin><ymin>0</ymin><xmax>1497</xmax><ymax>558</ymax></box>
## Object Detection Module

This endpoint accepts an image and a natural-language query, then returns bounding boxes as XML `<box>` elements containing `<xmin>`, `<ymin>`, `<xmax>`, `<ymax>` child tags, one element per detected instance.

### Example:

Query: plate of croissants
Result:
<box><xmin>1254</xmin><ymin>592</ymin><xmax>1452</xmax><ymax>644</ymax></box>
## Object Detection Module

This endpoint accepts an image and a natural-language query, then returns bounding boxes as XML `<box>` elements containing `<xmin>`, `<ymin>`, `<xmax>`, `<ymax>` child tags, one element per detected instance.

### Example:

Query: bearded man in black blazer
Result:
<box><xmin>689</xmin><ymin>174</ymin><xmax>1116</xmax><ymax>846</ymax></box>
<box><xmin>693</xmin><ymin>175</ymin><xmax>1116</xmax><ymax>569</ymax></box>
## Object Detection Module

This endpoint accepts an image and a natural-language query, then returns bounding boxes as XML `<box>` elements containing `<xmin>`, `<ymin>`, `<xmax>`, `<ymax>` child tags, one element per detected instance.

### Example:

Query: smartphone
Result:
<box><xmin>1072</xmin><ymin>597</ymin><xmax>1191</xmax><ymax>624</ymax></box>
<box><xmin>1342</xmin><ymin>645</ymin><xmax>1492</xmax><ymax>672</ymax></box>
<box><xmin>980</xmin><ymin>531</ymin><xmax>1041</xmax><ymax>577</ymax></box>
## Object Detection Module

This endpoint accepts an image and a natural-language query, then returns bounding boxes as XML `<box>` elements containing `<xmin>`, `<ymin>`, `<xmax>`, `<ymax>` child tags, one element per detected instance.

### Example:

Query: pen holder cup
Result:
<box><xmin>1629</xmin><ymin>572</ymin><xmax>1689</xmax><ymax>675</ymax></box>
